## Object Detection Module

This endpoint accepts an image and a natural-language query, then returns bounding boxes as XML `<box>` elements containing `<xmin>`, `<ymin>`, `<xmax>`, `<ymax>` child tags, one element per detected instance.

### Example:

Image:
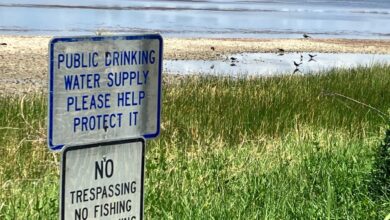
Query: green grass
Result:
<box><xmin>1</xmin><ymin>65</ymin><xmax>390</xmax><ymax>219</ymax></box>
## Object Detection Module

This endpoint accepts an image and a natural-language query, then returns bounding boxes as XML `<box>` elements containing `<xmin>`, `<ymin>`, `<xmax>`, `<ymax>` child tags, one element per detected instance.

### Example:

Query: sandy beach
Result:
<box><xmin>1</xmin><ymin>35</ymin><xmax>390</xmax><ymax>95</ymax></box>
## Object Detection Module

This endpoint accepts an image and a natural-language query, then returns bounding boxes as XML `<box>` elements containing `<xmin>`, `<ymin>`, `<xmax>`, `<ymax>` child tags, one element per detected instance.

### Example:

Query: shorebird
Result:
<box><xmin>303</xmin><ymin>33</ymin><xmax>311</xmax><ymax>39</ymax></box>
<box><xmin>230</xmin><ymin>63</ymin><xmax>236</xmax><ymax>66</ymax></box>
<box><xmin>211</xmin><ymin>46</ymin><xmax>215</xmax><ymax>51</ymax></box>
<box><xmin>293</xmin><ymin>61</ymin><xmax>302</xmax><ymax>68</ymax></box>
<box><xmin>278</xmin><ymin>48</ymin><xmax>285</xmax><ymax>53</ymax></box>
<box><xmin>230</xmin><ymin>57</ymin><xmax>237</xmax><ymax>61</ymax></box>
<box><xmin>308</xmin><ymin>54</ymin><xmax>317</xmax><ymax>62</ymax></box>
<box><xmin>293</xmin><ymin>68</ymin><xmax>301</xmax><ymax>74</ymax></box>
<box><xmin>0</xmin><ymin>43</ymin><xmax>7</xmax><ymax>46</ymax></box>
<box><xmin>300</xmin><ymin>54</ymin><xmax>303</xmax><ymax>62</ymax></box>
<box><xmin>210</xmin><ymin>64</ymin><xmax>214</xmax><ymax>69</ymax></box>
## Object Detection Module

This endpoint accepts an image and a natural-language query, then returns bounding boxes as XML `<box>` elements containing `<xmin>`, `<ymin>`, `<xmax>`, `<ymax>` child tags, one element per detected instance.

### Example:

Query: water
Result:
<box><xmin>0</xmin><ymin>0</ymin><xmax>389</xmax><ymax>38</ymax></box>
<box><xmin>164</xmin><ymin>52</ymin><xmax>390</xmax><ymax>76</ymax></box>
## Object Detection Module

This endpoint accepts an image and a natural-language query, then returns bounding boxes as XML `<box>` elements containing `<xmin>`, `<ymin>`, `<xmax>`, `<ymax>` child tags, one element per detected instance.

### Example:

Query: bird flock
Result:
<box><xmin>209</xmin><ymin>33</ymin><xmax>317</xmax><ymax>74</ymax></box>
<box><xmin>274</xmin><ymin>34</ymin><xmax>318</xmax><ymax>74</ymax></box>
<box><xmin>291</xmin><ymin>53</ymin><xmax>317</xmax><ymax>74</ymax></box>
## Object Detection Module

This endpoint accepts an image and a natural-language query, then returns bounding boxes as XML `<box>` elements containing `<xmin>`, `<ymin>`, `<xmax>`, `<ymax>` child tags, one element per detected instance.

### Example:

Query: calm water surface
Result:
<box><xmin>0</xmin><ymin>0</ymin><xmax>389</xmax><ymax>38</ymax></box>
<box><xmin>165</xmin><ymin>53</ymin><xmax>390</xmax><ymax>76</ymax></box>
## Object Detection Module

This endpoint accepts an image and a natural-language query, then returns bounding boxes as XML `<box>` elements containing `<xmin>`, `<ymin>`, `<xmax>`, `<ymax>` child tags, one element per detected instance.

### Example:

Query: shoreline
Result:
<box><xmin>1</xmin><ymin>35</ymin><xmax>390</xmax><ymax>95</ymax></box>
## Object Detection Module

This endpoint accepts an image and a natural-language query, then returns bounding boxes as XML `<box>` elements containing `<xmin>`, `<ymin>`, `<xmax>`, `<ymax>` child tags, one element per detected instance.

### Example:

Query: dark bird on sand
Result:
<box><xmin>294</xmin><ymin>61</ymin><xmax>302</xmax><ymax>68</ymax></box>
<box><xmin>230</xmin><ymin>57</ymin><xmax>237</xmax><ymax>61</ymax></box>
<box><xmin>303</xmin><ymin>33</ymin><xmax>311</xmax><ymax>39</ymax></box>
<box><xmin>277</xmin><ymin>53</ymin><xmax>284</xmax><ymax>56</ymax></box>
<box><xmin>211</xmin><ymin>46</ymin><xmax>215</xmax><ymax>51</ymax></box>
<box><xmin>278</xmin><ymin>48</ymin><xmax>285</xmax><ymax>53</ymax></box>
<box><xmin>230</xmin><ymin>63</ymin><xmax>236</xmax><ymax>66</ymax></box>
<box><xmin>0</xmin><ymin>43</ymin><xmax>7</xmax><ymax>46</ymax></box>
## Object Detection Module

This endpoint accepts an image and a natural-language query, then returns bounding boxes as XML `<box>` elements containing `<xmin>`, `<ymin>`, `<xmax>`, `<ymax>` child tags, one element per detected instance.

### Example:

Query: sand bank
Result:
<box><xmin>1</xmin><ymin>35</ymin><xmax>390</xmax><ymax>95</ymax></box>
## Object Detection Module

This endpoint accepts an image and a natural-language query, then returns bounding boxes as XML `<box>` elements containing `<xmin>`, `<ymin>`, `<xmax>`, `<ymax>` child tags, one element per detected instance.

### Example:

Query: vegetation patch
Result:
<box><xmin>1</xmin><ymin>65</ymin><xmax>390</xmax><ymax>219</ymax></box>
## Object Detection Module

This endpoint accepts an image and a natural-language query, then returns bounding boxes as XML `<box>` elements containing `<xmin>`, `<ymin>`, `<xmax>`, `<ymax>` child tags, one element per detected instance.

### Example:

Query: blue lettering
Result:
<box><xmin>96</xmin><ymin>115</ymin><xmax>103</xmax><ymax>128</ymax></box>
<box><xmin>66</xmin><ymin>54</ymin><xmax>73</xmax><ymax>69</ymax></box>
<box><xmin>63</xmin><ymin>73</ymin><xmax>100</xmax><ymax>90</ymax></box>
<box><xmin>92</xmin><ymin>52</ymin><xmax>98</xmax><ymax>67</ymax></box>
<box><xmin>113</xmin><ymin>52</ymin><xmax>120</xmax><ymax>66</ymax></box>
<box><xmin>109</xmin><ymin>114</ymin><xmax>115</xmax><ymax>128</ymax></box>
<box><xmin>81</xmin><ymin>52</ymin><xmax>88</xmax><ymax>68</ymax></box>
<box><xmin>64</xmin><ymin>75</ymin><xmax>73</xmax><ymax>90</ymax></box>
<box><xmin>124</xmin><ymin>51</ymin><xmax>131</xmax><ymax>65</ymax></box>
<box><xmin>79</xmin><ymin>74</ymin><xmax>85</xmax><ymax>89</ymax></box>
<box><xmin>58</xmin><ymin>54</ymin><xmax>65</xmax><ymax>69</ymax></box>
<box><xmin>106</xmin><ymin>71</ymin><xmax>148</xmax><ymax>88</ymax></box>
<box><xmin>105</xmin><ymin>52</ymin><xmax>111</xmax><ymax>67</ymax></box>
<box><xmin>130</xmin><ymin>72</ymin><xmax>137</xmax><ymax>85</ymax></box>
<box><xmin>73</xmin><ymin>76</ymin><xmax>80</xmax><ymax>90</ymax></box>
<box><xmin>67</xmin><ymin>97</ymin><xmax>74</xmax><ymax>111</ymax></box>
<box><xmin>81</xmin><ymin>117</ymin><xmax>88</xmax><ymax>131</ymax></box>
<box><xmin>90</xmin><ymin>95</ymin><xmax>96</xmax><ymax>109</ymax></box>
<box><xmin>100</xmin><ymin>50</ymin><xmax>156</xmax><ymax>66</ymax></box>
<box><xmin>82</xmin><ymin>95</ymin><xmax>88</xmax><ymax>111</ymax></box>
<box><xmin>142</xmin><ymin>51</ymin><xmax>148</xmax><ymax>64</ymax></box>
<box><xmin>129</xmin><ymin>111</ymin><xmax>138</xmax><ymax>126</ymax></box>
<box><xmin>139</xmin><ymin>91</ymin><xmax>145</xmax><ymax>105</ymax></box>
<box><xmin>107</xmin><ymin>73</ymin><xmax>113</xmax><ymax>87</ymax></box>
<box><xmin>74</xmin><ymin>53</ymin><xmax>80</xmax><ymax>68</ymax></box>
<box><xmin>89</xmin><ymin>116</ymin><xmax>96</xmax><ymax>130</ymax></box>
<box><xmin>143</xmin><ymin>71</ymin><xmax>149</xmax><ymax>84</ymax></box>
<box><xmin>131</xmin><ymin>51</ymin><xmax>137</xmax><ymax>65</ymax></box>
<box><xmin>150</xmin><ymin>50</ymin><xmax>155</xmax><ymax>64</ymax></box>
<box><xmin>122</xmin><ymin>72</ymin><xmax>129</xmax><ymax>86</ymax></box>
<box><xmin>94</xmin><ymin>74</ymin><xmax>100</xmax><ymax>87</ymax></box>
<box><xmin>73</xmin><ymin>112</ymin><xmax>122</xmax><ymax>132</ymax></box>
<box><xmin>74</xmin><ymin>118</ymin><xmax>80</xmax><ymax>132</ymax></box>
<box><xmin>117</xmin><ymin>113</ymin><xmax>122</xmax><ymax>127</ymax></box>
<box><xmin>117</xmin><ymin>92</ymin><xmax>125</xmax><ymax>106</ymax></box>
<box><xmin>104</xmin><ymin>94</ymin><xmax>111</xmax><ymax>108</ymax></box>
<box><xmin>66</xmin><ymin>93</ymin><xmax>110</xmax><ymax>112</ymax></box>
<box><xmin>58</xmin><ymin>52</ymin><xmax>99</xmax><ymax>69</ymax></box>
<box><xmin>117</xmin><ymin>91</ymin><xmax>145</xmax><ymax>107</ymax></box>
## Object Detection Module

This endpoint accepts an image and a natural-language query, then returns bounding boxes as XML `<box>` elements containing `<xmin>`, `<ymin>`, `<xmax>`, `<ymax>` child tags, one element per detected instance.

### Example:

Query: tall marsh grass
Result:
<box><xmin>1</xmin><ymin>65</ymin><xmax>390</xmax><ymax>219</ymax></box>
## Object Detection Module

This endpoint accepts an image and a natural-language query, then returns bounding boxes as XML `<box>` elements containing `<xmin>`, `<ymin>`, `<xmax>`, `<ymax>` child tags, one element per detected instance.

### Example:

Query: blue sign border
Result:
<box><xmin>48</xmin><ymin>34</ymin><xmax>163</xmax><ymax>151</ymax></box>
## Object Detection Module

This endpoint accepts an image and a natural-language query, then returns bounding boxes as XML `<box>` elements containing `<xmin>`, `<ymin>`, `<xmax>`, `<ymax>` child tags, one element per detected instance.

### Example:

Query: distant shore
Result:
<box><xmin>1</xmin><ymin>35</ymin><xmax>390</xmax><ymax>95</ymax></box>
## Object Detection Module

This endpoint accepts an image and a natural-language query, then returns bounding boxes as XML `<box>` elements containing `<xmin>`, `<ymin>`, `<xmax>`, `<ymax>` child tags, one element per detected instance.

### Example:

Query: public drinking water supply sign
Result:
<box><xmin>48</xmin><ymin>34</ymin><xmax>163</xmax><ymax>151</ymax></box>
<box><xmin>61</xmin><ymin>139</ymin><xmax>145</xmax><ymax>220</ymax></box>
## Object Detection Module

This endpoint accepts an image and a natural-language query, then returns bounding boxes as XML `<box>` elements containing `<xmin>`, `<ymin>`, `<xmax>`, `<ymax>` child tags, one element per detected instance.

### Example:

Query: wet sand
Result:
<box><xmin>1</xmin><ymin>35</ymin><xmax>390</xmax><ymax>95</ymax></box>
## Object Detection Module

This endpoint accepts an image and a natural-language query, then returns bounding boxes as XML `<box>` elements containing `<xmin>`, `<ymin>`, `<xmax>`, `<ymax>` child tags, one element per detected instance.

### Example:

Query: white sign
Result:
<box><xmin>60</xmin><ymin>139</ymin><xmax>145</xmax><ymax>220</ymax></box>
<box><xmin>48</xmin><ymin>34</ymin><xmax>162</xmax><ymax>151</ymax></box>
